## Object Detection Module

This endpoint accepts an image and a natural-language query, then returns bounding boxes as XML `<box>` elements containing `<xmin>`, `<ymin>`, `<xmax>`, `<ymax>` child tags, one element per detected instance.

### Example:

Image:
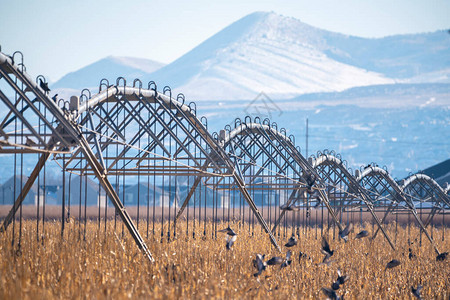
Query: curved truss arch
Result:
<box><xmin>0</xmin><ymin>51</ymin><xmax>155</xmax><ymax>261</ymax></box>
<box><xmin>310</xmin><ymin>153</ymin><xmax>396</xmax><ymax>249</ymax></box>
<box><xmin>217</xmin><ymin>120</ymin><xmax>344</xmax><ymax>235</ymax></box>
<box><xmin>402</xmin><ymin>174</ymin><xmax>449</xmax><ymax>208</ymax></box>
<box><xmin>64</xmin><ymin>84</ymin><xmax>232</xmax><ymax>178</ymax></box>
<box><xmin>401</xmin><ymin>174</ymin><xmax>450</xmax><ymax>234</ymax></box>
<box><xmin>356</xmin><ymin>166</ymin><xmax>441</xmax><ymax>253</ymax></box>
<box><xmin>1</xmin><ymin>48</ymin><xmax>448</xmax><ymax>261</ymax></box>
<box><xmin>356</xmin><ymin>166</ymin><xmax>413</xmax><ymax>209</ymax></box>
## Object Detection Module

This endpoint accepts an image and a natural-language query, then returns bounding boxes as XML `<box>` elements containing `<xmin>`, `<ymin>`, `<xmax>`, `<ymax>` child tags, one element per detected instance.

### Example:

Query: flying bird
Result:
<box><xmin>332</xmin><ymin>268</ymin><xmax>349</xmax><ymax>290</ymax></box>
<box><xmin>355</xmin><ymin>230</ymin><xmax>369</xmax><ymax>239</ymax></box>
<box><xmin>408</xmin><ymin>248</ymin><xmax>416</xmax><ymax>260</ymax></box>
<box><xmin>298</xmin><ymin>251</ymin><xmax>310</xmax><ymax>261</ymax></box>
<box><xmin>281</xmin><ymin>250</ymin><xmax>292</xmax><ymax>269</ymax></box>
<box><xmin>436</xmin><ymin>252</ymin><xmax>448</xmax><ymax>261</ymax></box>
<box><xmin>218</xmin><ymin>226</ymin><xmax>237</xmax><ymax>250</ymax></box>
<box><xmin>385</xmin><ymin>259</ymin><xmax>401</xmax><ymax>270</ymax></box>
<box><xmin>253</xmin><ymin>253</ymin><xmax>267</xmax><ymax>277</ymax></box>
<box><xmin>339</xmin><ymin>223</ymin><xmax>353</xmax><ymax>242</ymax></box>
<box><xmin>267</xmin><ymin>255</ymin><xmax>284</xmax><ymax>266</ymax></box>
<box><xmin>39</xmin><ymin>78</ymin><xmax>50</xmax><ymax>94</ymax></box>
<box><xmin>321</xmin><ymin>287</ymin><xmax>342</xmax><ymax>300</ymax></box>
<box><xmin>25</xmin><ymin>137</ymin><xmax>37</xmax><ymax>147</ymax></box>
<box><xmin>280</xmin><ymin>202</ymin><xmax>300</xmax><ymax>211</ymax></box>
<box><xmin>226</xmin><ymin>235</ymin><xmax>237</xmax><ymax>250</ymax></box>
<box><xmin>218</xmin><ymin>226</ymin><xmax>237</xmax><ymax>236</ymax></box>
<box><xmin>285</xmin><ymin>235</ymin><xmax>298</xmax><ymax>247</ymax></box>
<box><xmin>303</xmin><ymin>171</ymin><xmax>317</xmax><ymax>194</ymax></box>
<box><xmin>411</xmin><ymin>284</ymin><xmax>423</xmax><ymax>300</ymax></box>
<box><xmin>321</xmin><ymin>236</ymin><xmax>334</xmax><ymax>264</ymax></box>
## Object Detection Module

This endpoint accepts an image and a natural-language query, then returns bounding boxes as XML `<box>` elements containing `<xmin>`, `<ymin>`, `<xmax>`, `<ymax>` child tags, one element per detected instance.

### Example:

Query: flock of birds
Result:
<box><xmin>218</xmin><ymin>223</ymin><xmax>448</xmax><ymax>300</ymax></box>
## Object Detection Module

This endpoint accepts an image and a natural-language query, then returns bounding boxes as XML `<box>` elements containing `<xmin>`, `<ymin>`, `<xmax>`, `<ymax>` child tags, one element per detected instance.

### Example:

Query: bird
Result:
<box><xmin>408</xmin><ymin>248</ymin><xmax>416</xmax><ymax>260</ymax></box>
<box><xmin>285</xmin><ymin>235</ymin><xmax>298</xmax><ymax>247</ymax></box>
<box><xmin>218</xmin><ymin>226</ymin><xmax>237</xmax><ymax>250</ymax></box>
<box><xmin>332</xmin><ymin>268</ymin><xmax>349</xmax><ymax>290</ymax></box>
<box><xmin>281</xmin><ymin>250</ymin><xmax>292</xmax><ymax>269</ymax></box>
<box><xmin>385</xmin><ymin>259</ymin><xmax>401</xmax><ymax>270</ymax></box>
<box><xmin>253</xmin><ymin>253</ymin><xmax>267</xmax><ymax>277</ymax></box>
<box><xmin>25</xmin><ymin>137</ymin><xmax>37</xmax><ymax>147</ymax></box>
<box><xmin>267</xmin><ymin>255</ymin><xmax>284</xmax><ymax>266</ymax></box>
<box><xmin>355</xmin><ymin>230</ymin><xmax>369</xmax><ymax>239</ymax></box>
<box><xmin>298</xmin><ymin>251</ymin><xmax>310</xmax><ymax>261</ymax></box>
<box><xmin>321</xmin><ymin>287</ymin><xmax>342</xmax><ymax>300</ymax></box>
<box><xmin>280</xmin><ymin>202</ymin><xmax>300</xmax><ymax>211</ymax></box>
<box><xmin>436</xmin><ymin>252</ymin><xmax>448</xmax><ymax>261</ymax></box>
<box><xmin>321</xmin><ymin>236</ymin><xmax>334</xmax><ymax>264</ymax></box>
<box><xmin>339</xmin><ymin>223</ymin><xmax>353</xmax><ymax>242</ymax></box>
<box><xmin>218</xmin><ymin>226</ymin><xmax>237</xmax><ymax>236</ymax></box>
<box><xmin>39</xmin><ymin>78</ymin><xmax>50</xmax><ymax>94</ymax></box>
<box><xmin>226</xmin><ymin>235</ymin><xmax>237</xmax><ymax>250</ymax></box>
<box><xmin>411</xmin><ymin>284</ymin><xmax>423</xmax><ymax>300</ymax></box>
<box><xmin>303</xmin><ymin>171</ymin><xmax>317</xmax><ymax>194</ymax></box>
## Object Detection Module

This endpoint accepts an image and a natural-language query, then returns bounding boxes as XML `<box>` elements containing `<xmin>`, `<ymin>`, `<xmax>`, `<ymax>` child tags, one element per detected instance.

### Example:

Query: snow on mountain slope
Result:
<box><xmin>51</xmin><ymin>12</ymin><xmax>450</xmax><ymax>101</ymax></box>
<box><xmin>52</xmin><ymin>56</ymin><xmax>165</xmax><ymax>90</ymax></box>
<box><xmin>146</xmin><ymin>12</ymin><xmax>393</xmax><ymax>100</ymax></box>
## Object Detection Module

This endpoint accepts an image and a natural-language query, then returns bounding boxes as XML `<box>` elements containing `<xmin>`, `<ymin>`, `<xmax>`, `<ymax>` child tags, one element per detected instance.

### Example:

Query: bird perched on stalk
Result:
<box><xmin>285</xmin><ymin>235</ymin><xmax>298</xmax><ymax>247</ymax></box>
<box><xmin>355</xmin><ymin>230</ymin><xmax>369</xmax><ymax>239</ymax></box>
<box><xmin>218</xmin><ymin>226</ymin><xmax>237</xmax><ymax>250</ymax></box>
<box><xmin>331</xmin><ymin>268</ymin><xmax>349</xmax><ymax>290</ymax></box>
<box><xmin>321</xmin><ymin>236</ymin><xmax>334</xmax><ymax>265</ymax></box>
<box><xmin>339</xmin><ymin>223</ymin><xmax>353</xmax><ymax>242</ymax></box>
<box><xmin>385</xmin><ymin>259</ymin><xmax>401</xmax><ymax>270</ymax></box>
<box><xmin>411</xmin><ymin>284</ymin><xmax>423</xmax><ymax>300</ymax></box>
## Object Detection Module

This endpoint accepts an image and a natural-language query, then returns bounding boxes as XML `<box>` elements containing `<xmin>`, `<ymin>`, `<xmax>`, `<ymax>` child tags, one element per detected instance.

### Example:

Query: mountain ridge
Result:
<box><xmin>51</xmin><ymin>11</ymin><xmax>450</xmax><ymax>101</ymax></box>
<box><xmin>52</xmin><ymin>56</ymin><xmax>165</xmax><ymax>90</ymax></box>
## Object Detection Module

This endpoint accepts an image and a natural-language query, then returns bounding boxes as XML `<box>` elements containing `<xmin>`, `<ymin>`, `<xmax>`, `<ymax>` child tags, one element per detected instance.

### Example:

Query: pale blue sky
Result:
<box><xmin>1</xmin><ymin>0</ymin><xmax>449</xmax><ymax>81</ymax></box>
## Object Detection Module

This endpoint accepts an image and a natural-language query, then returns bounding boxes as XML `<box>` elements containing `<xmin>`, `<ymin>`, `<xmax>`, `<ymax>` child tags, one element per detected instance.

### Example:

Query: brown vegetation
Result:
<box><xmin>0</xmin><ymin>220</ymin><xmax>449</xmax><ymax>299</ymax></box>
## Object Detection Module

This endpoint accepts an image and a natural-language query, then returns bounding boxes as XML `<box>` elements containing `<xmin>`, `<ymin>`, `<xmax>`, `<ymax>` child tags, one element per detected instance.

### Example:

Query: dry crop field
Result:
<box><xmin>0</xmin><ymin>220</ymin><xmax>449</xmax><ymax>299</ymax></box>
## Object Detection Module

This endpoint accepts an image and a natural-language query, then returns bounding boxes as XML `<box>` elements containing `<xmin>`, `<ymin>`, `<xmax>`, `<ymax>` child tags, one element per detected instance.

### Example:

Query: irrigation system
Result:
<box><xmin>0</xmin><ymin>49</ymin><xmax>448</xmax><ymax>262</ymax></box>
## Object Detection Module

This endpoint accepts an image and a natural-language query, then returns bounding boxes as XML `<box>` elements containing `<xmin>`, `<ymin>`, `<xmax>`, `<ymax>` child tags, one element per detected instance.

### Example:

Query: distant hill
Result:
<box><xmin>52</xmin><ymin>12</ymin><xmax>450</xmax><ymax>101</ymax></box>
<box><xmin>421</xmin><ymin>159</ymin><xmax>450</xmax><ymax>187</ymax></box>
<box><xmin>51</xmin><ymin>56</ymin><xmax>165</xmax><ymax>90</ymax></box>
<box><xmin>143</xmin><ymin>11</ymin><xmax>450</xmax><ymax>100</ymax></box>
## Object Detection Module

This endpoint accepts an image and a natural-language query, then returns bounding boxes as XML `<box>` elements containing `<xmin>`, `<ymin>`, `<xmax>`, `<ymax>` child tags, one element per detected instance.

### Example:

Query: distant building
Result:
<box><xmin>0</xmin><ymin>175</ymin><xmax>44</xmax><ymax>206</ymax></box>
<box><xmin>56</xmin><ymin>175</ymin><xmax>101</xmax><ymax>206</ymax></box>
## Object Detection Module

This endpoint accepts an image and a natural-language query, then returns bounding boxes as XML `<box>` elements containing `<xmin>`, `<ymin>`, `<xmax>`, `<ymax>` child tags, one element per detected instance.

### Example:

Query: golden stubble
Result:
<box><xmin>0</xmin><ymin>220</ymin><xmax>448</xmax><ymax>299</ymax></box>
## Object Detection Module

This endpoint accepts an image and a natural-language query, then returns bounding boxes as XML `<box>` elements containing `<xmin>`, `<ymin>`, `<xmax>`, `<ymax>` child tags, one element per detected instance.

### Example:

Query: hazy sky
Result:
<box><xmin>1</xmin><ymin>0</ymin><xmax>449</xmax><ymax>81</ymax></box>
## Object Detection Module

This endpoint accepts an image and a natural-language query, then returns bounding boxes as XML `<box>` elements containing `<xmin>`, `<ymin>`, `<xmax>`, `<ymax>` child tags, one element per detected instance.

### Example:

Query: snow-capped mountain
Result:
<box><xmin>143</xmin><ymin>11</ymin><xmax>450</xmax><ymax>100</ymax></box>
<box><xmin>52</xmin><ymin>56</ymin><xmax>165</xmax><ymax>90</ymax></box>
<box><xmin>52</xmin><ymin>12</ymin><xmax>450</xmax><ymax>101</ymax></box>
